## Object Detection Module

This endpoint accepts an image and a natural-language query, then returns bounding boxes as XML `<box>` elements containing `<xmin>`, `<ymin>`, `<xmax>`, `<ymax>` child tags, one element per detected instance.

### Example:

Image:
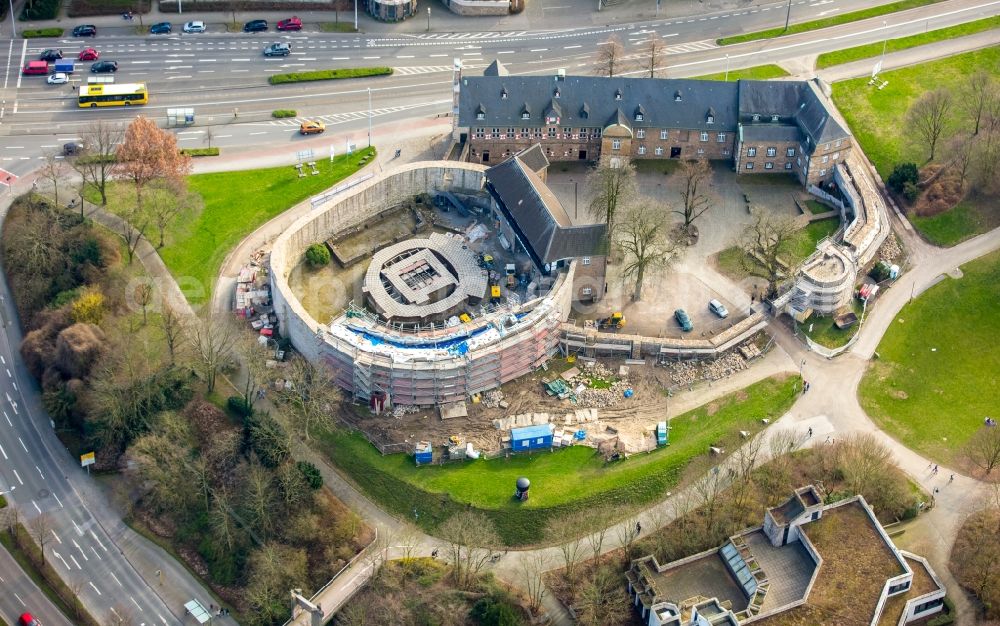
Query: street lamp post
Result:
<box><xmin>724</xmin><ymin>54</ymin><xmax>730</xmax><ymax>82</ymax></box>
<box><xmin>426</xmin><ymin>6</ymin><xmax>430</xmax><ymax>31</ymax></box>
<box><xmin>6</xmin><ymin>0</ymin><xmax>14</xmax><ymax>39</ymax></box>
<box><xmin>784</xmin><ymin>0</ymin><xmax>792</xmax><ymax>31</ymax></box>
<box><xmin>354</xmin><ymin>0</ymin><xmax>358</xmax><ymax>32</ymax></box>
<box><xmin>367</xmin><ymin>87</ymin><xmax>373</xmax><ymax>148</ymax></box>
<box><xmin>880</xmin><ymin>20</ymin><xmax>888</xmax><ymax>65</ymax></box>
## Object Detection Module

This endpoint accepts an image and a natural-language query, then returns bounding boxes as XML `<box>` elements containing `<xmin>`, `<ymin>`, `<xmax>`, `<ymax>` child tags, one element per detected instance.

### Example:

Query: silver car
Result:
<box><xmin>709</xmin><ymin>299</ymin><xmax>729</xmax><ymax>318</ymax></box>
<box><xmin>183</xmin><ymin>20</ymin><xmax>206</xmax><ymax>33</ymax></box>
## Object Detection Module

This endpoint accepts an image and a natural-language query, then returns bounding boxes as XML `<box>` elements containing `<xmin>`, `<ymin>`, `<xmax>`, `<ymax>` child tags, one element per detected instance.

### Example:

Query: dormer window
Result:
<box><xmin>520</xmin><ymin>103</ymin><xmax>531</xmax><ymax>120</ymax></box>
<box><xmin>771</xmin><ymin>114</ymin><xmax>779</xmax><ymax>122</ymax></box>
<box><xmin>674</xmin><ymin>90</ymin><xmax>682</xmax><ymax>102</ymax></box>
<box><xmin>501</xmin><ymin>89</ymin><xmax>508</xmax><ymax>100</ymax></box>
<box><xmin>752</xmin><ymin>114</ymin><xmax>761</xmax><ymax>122</ymax></box>
<box><xmin>634</xmin><ymin>104</ymin><xmax>645</xmax><ymax>122</ymax></box>
<box><xmin>553</xmin><ymin>88</ymin><xmax>560</xmax><ymax>99</ymax></box>
<box><xmin>706</xmin><ymin>107</ymin><xmax>716</xmax><ymax>125</ymax></box>
<box><xmin>614</xmin><ymin>89</ymin><xmax>622</xmax><ymax>101</ymax></box>
<box><xmin>475</xmin><ymin>103</ymin><xmax>486</xmax><ymax>121</ymax></box>
<box><xmin>579</xmin><ymin>102</ymin><xmax>589</xmax><ymax>119</ymax></box>
<box><xmin>477</xmin><ymin>112</ymin><xmax>485</xmax><ymax>120</ymax></box>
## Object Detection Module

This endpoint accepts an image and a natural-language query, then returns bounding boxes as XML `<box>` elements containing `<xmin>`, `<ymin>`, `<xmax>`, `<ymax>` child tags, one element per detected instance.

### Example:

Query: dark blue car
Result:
<box><xmin>150</xmin><ymin>22</ymin><xmax>172</xmax><ymax>34</ymax></box>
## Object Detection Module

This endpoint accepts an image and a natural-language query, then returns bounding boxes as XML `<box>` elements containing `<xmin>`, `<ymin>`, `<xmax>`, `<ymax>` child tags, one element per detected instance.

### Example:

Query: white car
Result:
<box><xmin>183</xmin><ymin>20</ymin><xmax>206</xmax><ymax>33</ymax></box>
<box><xmin>709</xmin><ymin>299</ymin><xmax>729</xmax><ymax>319</ymax></box>
<box><xmin>47</xmin><ymin>72</ymin><xmax>69</xmax><ymax>84</ymax></box>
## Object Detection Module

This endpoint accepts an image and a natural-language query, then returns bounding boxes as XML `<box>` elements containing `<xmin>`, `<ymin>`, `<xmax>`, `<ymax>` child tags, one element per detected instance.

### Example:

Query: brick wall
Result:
<box><xmin>573</xmin><ymin>254</ymin><xmax>607</xmax><ymax>303</ymax></box>
<box><xmin>735</xmin><ymin>139</ymin><xmax>800</xmax><ymax>176</ymax></box>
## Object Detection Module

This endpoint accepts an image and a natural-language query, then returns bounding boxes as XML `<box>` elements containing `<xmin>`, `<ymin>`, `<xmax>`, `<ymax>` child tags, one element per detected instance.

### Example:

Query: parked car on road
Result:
<box><xmin>63</xmin><ymin>142</ymin><xmax>85</xmax><ymax>156</ymax></box>
<box><xmin>22</xmin><ymin>61</ymin><xmax>49</xmax><ymax>75</ymax></box>
<box><xmin>149</xmin><ymin>21</ymin><xmax>172</xmax><ymax>34</ymax></box>
<box><xmin>18</xmin><ymin>613</ymin><xmax>39</xmax><ymax>626</ymax></box>
<box><xmin>47</xmin><ymin>72</ymin><xmax>69</xmax><ymax>84</ymax></box>
<box><xmin>72</xmin><ymin>24</ymin><xmax>97</xmax><ymax>37</ymax></box>
<box><xmin>183</xmin><ymin>20</ymin><xmax>206</xmax><ymax>33</ymax></box>
<box><xmin>40</xmin><ymin>48</ymin><xmax>63</xmax><ymax>61</ymax></box>
<box><xmin>299</xmin><ymin>120</ymin><xmax>326</xmax><ymax>135</ymax></box>
<box><xmin>243</xmin><ymin>19</ymin><xmax>268</xmax><ymax>32</ymax></box>
<box><xmin>708</xmin><ymin>299</ymin><xmax>729</xmax><ymax>319</ymax></box>
<box><xmin>90</xmin><ymin>60</ymin><xmax>118</xmax><ymax>73</ymax></box>
<box><xmin>263</xmin><ymin>43</ymin><xmax>291</xmax><ymax>57</ymax></box>
<box><xmin>674</xmin><ymin>308</ymin><xmax>693</xmax><ymax>332</ymax></box>
<box><xmin>276</xmin><ymin>16</ymin><xmax>302</xmax><ymax>30</ymax></box>
<box><xmin>78</xmin><ymin>47</ymin><xmax>99</xmax><ymax>60</ymax></box>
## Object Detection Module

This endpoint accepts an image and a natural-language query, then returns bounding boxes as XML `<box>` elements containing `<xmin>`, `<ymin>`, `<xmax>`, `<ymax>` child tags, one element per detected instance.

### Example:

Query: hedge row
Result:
<box><xmin>20</xmin><ymin>0</ymin><xmax>61</xmax><ymax>21</ymax></box>
<box><xmin>23</xmin><ymin>28</ymin><xmax>64</xmax><ymax>37</ymax></box>
<box><xmin>269</xmin><ymin>66</ymin><xmax>392</xmax><ymax>85</ymax></box>
<box><xmin>272</xmin><ymin>109</ymin><xmax>297</xmax><ymax>118</ymax></box>
<box><xmin>68</xmin><ymin>0</ymin><xmax>150</xmax><ymax>17</ymax></box>
<box><xmin>158</xmin><ymin>0</ymin><xmax>341</xmax><ymax>12</ymax></box>
<box><xmin>180</xmin><ymin>147</ymin><xmax>220</xmax><ymax>157</ymax></box>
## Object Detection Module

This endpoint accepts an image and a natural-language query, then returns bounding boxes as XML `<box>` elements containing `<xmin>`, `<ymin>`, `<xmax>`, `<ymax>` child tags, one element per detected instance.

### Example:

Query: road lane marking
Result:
<box><xmin>54</xmin><ymin>551</ymin><xmax>71</xmax><ymax>570</ymax></box>
<box><xmin>6</xmin><ymin>368</ymin><xmax>10</xmax><ymax>377</ymax></box>
<box><xmin>14</xmin><ymin>593</ymin><xmax>25</xmax><ymax>606</ymax></box>
<box><xmin>130</xmin><ymin>595</ymin><xmax>142</xmax><ymax>609</ymax></box>
<box><xmin>32</xmin><ymin>500</ymin><xmax>41</xmax><ymax>513</ymax></box>
<box><xmin>110</xmin><ymin>608</ymin><xmax>123</xmax><ymax>621</ymax></box>
<box><xmin>12</xmin><ymin>469</ymin><xmax>22</xmax><ymax>485</ymax></box>
<box><xmin>90</xmin><ymin>530</ymin><xmax>107</xmax><ymax>552</ymax></box>
<box><xmin>51</xmin><ymin>529</ymin><xmax>62</xmax><ymax>544</ymax></box>
<box><xmin>19</xmin><ymin>437</ymin><xmax>27</xmax><ymax>452</ymax></box>
<box><xmin>91</xmin><ymin>546</ymin><xmax>102</xmax><ymax>560</ymax></box>
<box><xmin>72</xmin><ymin>519</ymin><xmax>83</xmax><ymax>535</ymax></box>
<box><xmin>35</xmin><ymin>464</ymin><xmax>44</xmax><ymax>480</ymax></box>
<box><xmin>72</xmin><ymin>538</ymin><xmax>89</xmax><ymax>561</ymax></box>
<box><xmin>53</xmin><ymin>493</ymin><xmax>63</xmax><ymax>508</ymax></box>
<box><xmin>0</xmin><ymin>443</ymin><xmax>6</xmax><ymax>459</ymax></box>
<box><xmin>249</xmin><ymin>131</ymin><xmax>267</xmax><ymax>135</ymax></box>
<box><xmin>564</xmin><ymin>45</ymin><xmax>581</xmax><ymax>49</ymax></box>
<box><xmin>70</xmin><ymin>554</ymin><xmax>82</xmax><ymax>569</ymax></box>
<box><xmin>89</xmin><ymin>581</ymin><xmax>102</xmax><ymax>596</ymax></box>
<box><xmin>111</xmin><ymin>572</ymin><xmax>123</xmax><ymax>587</ymax></box>
<box><xmin>131</xmin><ymin>60</ymin><xmax>150</xmax><ymax>64</ymax></box>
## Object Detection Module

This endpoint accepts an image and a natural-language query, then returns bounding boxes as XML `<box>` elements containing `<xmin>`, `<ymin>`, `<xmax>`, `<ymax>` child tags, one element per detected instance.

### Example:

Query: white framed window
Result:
<box><xmin>784</xmin><ymin>163</ymin><xmax>792</xmax><ymax>170</ymax></box>
<box><xmin>635</xmin><ymin>113</ymin><xmax>644</xmax><ymax>122</ymax></box>
<box><xmin>797</xmin><ymin>157</ymin><xmax>801</xmax><ymax>166</ymax></box>
<box><xmin>700</xmin><ymin>131</ymin><xmax>709</xmax><ymax>142</ymax></box>
<box><xmin>745</xmin><ymin>162</ymin><xmax>754</xmax><ymax>170</ymax></box>
<box><xmin>636</xmin><ymin>129</ymin><xmax>645</xmax><ymax>139</ymax></box>
<box><xmin>822</xmin><ymin>155</ymin><xmax>829</xmax><ymax>163</ymax></box>
<box><xmin>582</xmin><ymin>257</ymin><xmax>591</xmax><ymax>266</ymax></box>
<box><xmin>612</xmin><ymin>139</ymin><xmax>622</xmax><ymax>150</ymax></box>
<box><xmin>766</xmin><ymin>147</ymin><xmax>776</xmax><ymax>157</ymax></box>
<box><xmin>835</xmin><ymin>140</ymin><xmax>842</xmax><ymax>148</ymax></box>
<box><xmin>581</xmin><ymin>287</ymin><xmax>593</xmax><ymax>296</ymax></box>
<box><xmin>723</xmin><ymin>149</ymin><xmax>730</xmax><ymax>156</ymax></box>
<box><xmin>717</xmin><ymin>133</ymin><xmax>726</xmax><ymax>142</ymax></box>
<box><xmin>697</xmin><ymin>148</ymin><xmax>704</xmax><ymax>154</ymax></box>
<box><xmin>765</xmin><ymin>162</ymin><xmax>773</xmax><ymax>169</ymax></box>
<box><xmin>786</xmin><ymin>148</ymin><xmax>795</xmax><ymax>157</ymax></box>
<box><xmin>771</xmin><ymin>114</ymin><xmax>779</xmax><ymax>122</ymax></box>
<box><xmin>824</xmin><ymin>143</ymin><xmax>830</xmax><ymax>151</ymax></box>
<box><xmin>522</xmin><ymin>112</ymin><xmax>530</xmax><ymax>119</ymax></box>
<box><xmin>638</xmin><ymin>145</ymin><xmax>647</xmax><ymax>155</ymax></box>
<box><xmin>832</xmin><ymin>152</ymin><xmax>840</xmax><ymax>160</ymax></box>
<box><xmin>660</xmin><ymin>129</ymin><xmax>668</xmax><ymax>140</ymax></box>
<box><xmin>820</xmin><ymin>168</ymin><xmax>826</xmax><ymax>176</ymax></box>
<box><xmin>655</xmin><ymin>146</ymin><xmax>663</xmax><ymax>156</ymax></box>
<box><xmin>476</xmin><ymin>112</ymin><xmax>485</xmax><ymax>120</ymax></box>
<box><xmin>747</xmin><ymin>147</ymin><xmax>757</xmax><ymax>157</ymax></box>
<box><xmin>706</xmin><ymin>115</ymin><xmax>714</xmax><ymax>124</ymax></box>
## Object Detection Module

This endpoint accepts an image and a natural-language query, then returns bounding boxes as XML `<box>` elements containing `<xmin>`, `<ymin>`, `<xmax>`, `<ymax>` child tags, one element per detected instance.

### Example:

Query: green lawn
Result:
<box><xmin>800</xmin><ymin>298</ymin><xmax>864</xmax><ymax>349</ymax></box>
<box><xmin>859</xmin><ymin>249</ymin><xmax>1000</xmax><ymax>465</ymax></box>
<box><xmin>908</xmin><ymin>197</ymin><xmax>1000</xmax><ymax>247</ymax></box>
<box><xmin>157</xmin><ymin>147</ymin><xmax>375</xmax><ymax>295</ymax></box>
<box><xmin>793</xmin><ymin>217</ymin><xmax>840</xmax><ymax>262</ymax></box>
<box><xmin>816</xmin><ymin>16</ymin><xmax>1000</xmax><ymax>68</ymax></box>
<box><xmin>695</xmin><ymin>64</ymin><xmax>789</xmax><ymax>81</ymax></box>
<box><xmin>805</xmin><ymin>200</ymin><xmax>835</xmax><ymax>215</ymax></box>
<box><xmin>717</xmin><ymin>0</ymin><xmax>944</xmax><ymax>45</ymax></box>
<box><xmin>316</xmin><ymin>375</ymin><xmax>798</xmax><ymax>545</ymax></box>
<box><xmin>832</xmin><ymin>47</ymin><xmax>1000</xmax><ymax>179</ymax></box>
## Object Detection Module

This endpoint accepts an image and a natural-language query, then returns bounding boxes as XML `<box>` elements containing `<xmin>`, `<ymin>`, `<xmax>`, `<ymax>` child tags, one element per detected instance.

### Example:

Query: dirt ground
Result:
<box><xmin>342</xmin><ymin>333</ymin><xmax>770</xmax><ymax>456</ymax></box>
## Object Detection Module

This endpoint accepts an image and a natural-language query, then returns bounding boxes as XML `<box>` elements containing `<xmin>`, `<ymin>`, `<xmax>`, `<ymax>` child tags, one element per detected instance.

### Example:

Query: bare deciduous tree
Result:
<box><xmin>547</xmin><ymin>513</ymin><xmax>586</xmax><ymax>583</ymax></box>
<box><xmin>616</xmin><ymin>515</ymin><xmax>641</xmax><ymax>564</ymax></box>
<box><xmin>190</xmin><ymin>309</ymin><xmax>239</xmax><ymax>393</ymax></box>
<box><xmin>28</xmin><ymin>513</ymin><xmax>52</xmax><ymax>567</ymax></box>
<box><xmin>38</xmin><ymin>152</ymin><xmax>68</xmax><ymax>208</ymax></box>
<box><xmin>576</xmin><ymin>565</ymin><xmax>631</xmax><ymax>626</ymax></box>
<box><xmin>965</xmin><ymin>424</ymin><xmax>1000</xmax><ymax>476</ymax></box>
<box><xmin>135</xmin><ymin>282</ymin><xmax>153</xmax><ymax>324</ymax></box>
<box><xmin>147</xmin><ymin>179</ymin><xmax>203</xmax><ymax>249</ymax></box>
<box><xmin>673</xmin><ymin>158</ymin><xmax>714</xmax><ymax>230</ymax></box>
<box><xmin>587</xmin><ymin>155</ymin><xmax>636</xmax><ymax>246</ymax></box>
<box><xmin>584</xmin><ymin>509</ymin><xmax>612</xmax><ymax>563</ymax></box>
<box><xmin>906</xmin><ymin>88</ymin><xmax>953</xmax><ymax>161</ymax></box>
<box><xmin>519</xmin><ymin>552</ymin><xmax>548</xmax><ymax>614</ymax></box>
<box><xmin>439</xmin><ymin>511</ymin><xmax>500</xmax><ymax>590</ymax></box>
<box><xmin>640</xmin><ymin>34</ymin><xmax>668</xmax><ymax>78</ymax></box>
<box><xmin>73</xmin><ymin>119</ymin><xmax>123</xmax><ymax>207</ymax></box>
<box><xmin>617</xmin><ymin>201</ymin><xmax>682</xmax><ymax>301</ymax></box>
<box><xmin>951</xmin><ymin>507</ymin><xmax>1000</xmax><ymax>618</ymax></box>
<box><xmin>160</xmin><ymin>300</ymin><xmax>185</xmax><ymax>365</ymax></box>
<box><xmin>735</xmin><ymin>207</ymin><xmax>802</xmax><ymax>299</ymax></box>
<box><xmin>594</xmin><ymin>35</ymin><xmax>626</xmax><ymax>77</ymax></box>
<box><xmin>960</xmin><ymin>71</ymin><xmax>997</xmax><ymax>136</ymax></box>
<box><xmin>278</xmin><ymin>355</ymin><xmax>342</xmax><ymax>440</ymax></box>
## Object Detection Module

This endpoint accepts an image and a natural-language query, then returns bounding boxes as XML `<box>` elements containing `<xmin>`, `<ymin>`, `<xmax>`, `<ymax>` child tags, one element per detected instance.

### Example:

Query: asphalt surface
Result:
<box><xmin>0</xmin><ymin>542</ymin><xmax>73</xmax><ymax>626</ymax></box>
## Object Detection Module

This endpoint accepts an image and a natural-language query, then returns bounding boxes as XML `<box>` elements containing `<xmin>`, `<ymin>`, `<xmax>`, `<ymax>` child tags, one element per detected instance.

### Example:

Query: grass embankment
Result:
<box><xmin>805</xmin><ymin>199</ymin><xmax>834</xmax><ymax>215</ymax></box>
<box><xmin>715</xmin><ymin>216</ymin><xmax>839</xmax><ymax>282</ymax></box>
<box><xmin>316</xmin><ymin>375</ymin><xmax>799</xmax><ymax>545</ymax></box>
<box><xmin>717</xmin><ymin>0</ymin><xmax>944</xmax><ymax>45</ymax></box>
<box><xmin>832</xmin><ymin>47</ymin><xmax>1000</xmax><ymax>245</ymax></box>
<box><xmin>154</xmin><ymin>147</ymin><xmax>374</xmax><ymax>295</ymax></box>
<box><xmin>816</xmin><ymin>15</ymin><xmax>1000</xmax><ymax>68</ymax></box>
<box><xmin>800</xmin><ymin>299</ymin><xmax>864</xmax><ymax>349</ymax></box>
<box><xmin>859</xmin><ymin>249</ymin><xmax>1000</xmax><ymax>466</ymax></box>
<box><xmin>695</xmin><ymin>64</ymin><xmax>789</xmax><ymax>81</ymax></box>
<box><xmin>269</xmin><ymin>67</ymin><xmax>392</xmax><ymax>85</ymax></box>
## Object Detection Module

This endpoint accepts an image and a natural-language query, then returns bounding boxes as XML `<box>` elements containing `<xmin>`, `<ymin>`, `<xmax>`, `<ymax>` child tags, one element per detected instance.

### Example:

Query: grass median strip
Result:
<box><xmin>816</xmin><ymin>15</ymin><xmax>1000</xmax><ymax>68</ymax></box>
<box><xmin>22</xmin><ymin>28</ymin><xmax>64</xmax><ymax>38</ymax></box>
<box><xmin>717</xmin><ymin>0</ymin><xmax>944</xmax><ymax>45</ymax></box>
<box><xmin>316</xmin><ymin>374</ymin><xmax>799</xmax><ymax>545</ymax></box>
<box><xmin>269</xmin><ymin>67</ymin><xmax>392</xmax><ymax>85</ymax></box>
<box><xmin>180</xmin><ymin>147</ymin><xmax>219</xmax><ymax>157</ymax></box>
<box><xmin>695</xmin><ymin>64</ymin><xmax>789</xmax><ymax>81</ymax></box>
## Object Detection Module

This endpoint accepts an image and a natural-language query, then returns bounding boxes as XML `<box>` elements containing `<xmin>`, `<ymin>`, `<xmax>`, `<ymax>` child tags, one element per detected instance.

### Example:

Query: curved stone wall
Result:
<box><xmin>270</xmin><ymin>161</ymin><xmax>577</xmax><ymax>405</ymax></box>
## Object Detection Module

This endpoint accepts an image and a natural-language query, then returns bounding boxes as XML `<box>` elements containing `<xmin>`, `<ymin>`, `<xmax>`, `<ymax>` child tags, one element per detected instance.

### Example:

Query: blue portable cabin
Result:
<box><xmin>511</xmin><ymin>424</ymin><xmax>554</xmax><ymax>451</ymax></box>
<box><xmin>656</xmin><ymin>421</ymin><xmax>669</xmax><ymax>446</ymax></box>
<box><xmin>414</xmin><ymin>440</ymin><xmax>433</xmax><ymax>465</ymax></box>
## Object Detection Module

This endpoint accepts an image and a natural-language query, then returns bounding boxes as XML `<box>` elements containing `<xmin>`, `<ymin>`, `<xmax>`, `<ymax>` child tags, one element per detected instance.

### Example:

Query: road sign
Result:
<box><xmin>80</xmin><ymin>451</ymin><xmax>95</xmax><ymax>467</ymax></box>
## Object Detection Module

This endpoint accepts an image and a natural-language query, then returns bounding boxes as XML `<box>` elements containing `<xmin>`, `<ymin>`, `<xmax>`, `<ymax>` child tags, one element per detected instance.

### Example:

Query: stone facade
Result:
<box><xmin>441</xmin><ymin>0</ymin><xmax>510</xmax><ymax>15</ymax></box>
<box><xmin>365</xmin><ymin>0</ymin><xmax>417</xmax><ymax>21</ymax></box>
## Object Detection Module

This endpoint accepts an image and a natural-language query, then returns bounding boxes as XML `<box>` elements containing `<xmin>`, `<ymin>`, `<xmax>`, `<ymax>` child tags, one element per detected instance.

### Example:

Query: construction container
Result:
<box><xmin>415</xmin><ymin>440</ymin><xmax>433</xmax><ymax>465</ymax></box>
<box><xmin>511</xmin><ymin>424</ymin><xmax>554</xmax><ymax>451</ymax></box>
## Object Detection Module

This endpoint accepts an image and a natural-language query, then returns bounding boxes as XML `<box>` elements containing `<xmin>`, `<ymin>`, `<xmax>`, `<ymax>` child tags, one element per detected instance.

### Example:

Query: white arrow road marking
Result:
<box><xmin>53</xmin><ymin>551</ymin><xmax>71</xmax><ymax>571</ymax></box>
<box><xmin>72</xmin><ymin>539</ymin><xmax>89</xmax><ymax>561</ymax></box>
<box><xmin>51</xmin><ymin>529</ymin><xmax>62</xmax><ymax>544</ymax></box>
<box><xmin>89</xmin><ymin>581</ymin><xmax>102</xmax><ymax>596</ymax></box>
<box><xmin>90</xmin><ymin>530</ymin><xmax>107</xmax><ymax>551</ymax></box>
<box><xmin>36</xmin><ymin>465</ymin><xmax>44</xmax><ymax>480</ymax></box>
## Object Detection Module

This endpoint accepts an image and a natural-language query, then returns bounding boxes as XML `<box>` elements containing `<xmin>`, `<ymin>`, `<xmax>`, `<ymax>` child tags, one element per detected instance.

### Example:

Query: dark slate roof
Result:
<box><xmin>738</xmin><ymin>80</ymin><xmax>850</xmax><ymax>151</ymax></box>
<box><xmin>510</xmin><ymin>143</ymin><xmax>549</xmax><ymax>174</ymax></box>
<box><xmin>741</xmin><ymin>124</ymin><xmax>802</xmax><ymax>143</ymax></box>
<box><xmin>459</xmin><ymin>73</ymin><xmax>739</xmax><ymax>131</ymax></box>
<box><xmin>483</xmin><ymin>59</ymin><xmax>509</xmax><ymax>76</ymax></box>
<box><xmin>485</xmin><ymin>156</ymin><xmax>606</xmax><ymax>267</ymax></box>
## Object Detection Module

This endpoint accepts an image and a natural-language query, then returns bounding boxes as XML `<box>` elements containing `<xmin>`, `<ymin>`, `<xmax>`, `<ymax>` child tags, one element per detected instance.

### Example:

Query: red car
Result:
<box><xmin>19</xmin><ymin>613</ymin><xmax>39</xmax><ymax>626</ymax></box>
<box><xmin>78</xmin><ymin>47</ymin><xmax>99</xmax><ymax>61</ymax></box>
<box><xmin>276</xmin><ymin>16</ymin><xmax>302</xmax><ymax>31</ymax></box>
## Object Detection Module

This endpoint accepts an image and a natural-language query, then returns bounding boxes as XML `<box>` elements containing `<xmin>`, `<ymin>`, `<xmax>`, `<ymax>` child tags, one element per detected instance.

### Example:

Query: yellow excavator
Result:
<box><xmin>598</xmin><ymin>312</ymin><xmax>625</xmax><ymax>330</ymax></box>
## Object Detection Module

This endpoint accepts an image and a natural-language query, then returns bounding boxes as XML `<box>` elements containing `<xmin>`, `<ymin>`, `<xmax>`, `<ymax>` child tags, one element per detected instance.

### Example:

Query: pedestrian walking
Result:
<box><xmin>431</xmin><ymin>548</ymin><xmax>438</xmax><ymax>558</ymax></box>
<box><xmin>807</xmin><ymin>427</ymin><xmax>813</xmax><ymax>438</ymax></box>
<box><xmin>933</xmin><ymin>487</ymin><xmax>939</xmax><ymax>494</ymax></box>
<box><xmin>933</xmin><ymin>465</ymin><xmax>939</xmax><ymax>474</ymax></box>
<box><xmin>635</xmin><ymin>521</ymin><xmax>642</xmax><ymax>534</ymax></box>
<box><xmin>949</xmin><ymin>474</ymin><xmax>954</xmax><ymax>482</ymax></box>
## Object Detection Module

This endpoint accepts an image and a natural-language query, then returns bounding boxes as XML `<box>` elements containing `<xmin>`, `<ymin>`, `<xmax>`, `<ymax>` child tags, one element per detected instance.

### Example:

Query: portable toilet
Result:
<box><xmin>414</xmin><ymin>441</ymin><xmax>433</xmax><ymax>465</ymax></box>
<box><xmin>510</xmin><ymin>424</ymin><xmax>554</xmax><ymax>451</ymax></box>
<box><xmin>656</xmin><ymin>421</ymin><xmax>668</xmax><ymax>446</ymax></box>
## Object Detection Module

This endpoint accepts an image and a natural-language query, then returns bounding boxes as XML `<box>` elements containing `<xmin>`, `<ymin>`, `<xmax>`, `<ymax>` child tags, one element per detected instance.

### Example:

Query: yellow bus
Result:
<box><xmin>78</xmin><ymin>83</ymin><xmax>148</xmax><ymax>108</ymax></box>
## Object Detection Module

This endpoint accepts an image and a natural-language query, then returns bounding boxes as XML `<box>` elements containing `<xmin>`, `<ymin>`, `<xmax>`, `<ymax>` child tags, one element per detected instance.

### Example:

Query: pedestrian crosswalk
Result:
<box><xmin>267</xmin><ymin>100</ymin><xmax>450</xmax><ymax>127</ymax></box>
<box><xmin>391</xmin><ymin>65</ymin><xmax>454</xmax><ymax>76</ymax></box>
<box><xmin>663</xmin><ymin>40</ymin><xmax>717</xmax><ymax>54</ymax></box>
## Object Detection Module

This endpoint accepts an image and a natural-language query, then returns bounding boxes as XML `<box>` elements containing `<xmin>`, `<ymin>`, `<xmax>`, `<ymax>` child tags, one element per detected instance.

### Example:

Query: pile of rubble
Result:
<box><xmin>703</xmin><ymin>351</ymin><xmax>749</xmax><ymax>381</ymax></box>
<box><xmin>878</xmin><ymin>236</ymin><xmax>902</xmax><ymax>263</ymax></box>
<box><xmin>576</xmin><ymin>384</ymin><xmax>630</xmax><ymax>408</ymax></box>
<box><xmin>391</xmin><ymin>404</ymin><xmax>420</xmax><ymax>418</ymax></box>
<box><xmin>482</xmin><ymin>389</ymin><xmax>507</xmax><ymax>409</ymax></box>
<box><xmin>667</xmin><ymin>361</ymin><xmax>700</xmax><ymax>386</ymax></box>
